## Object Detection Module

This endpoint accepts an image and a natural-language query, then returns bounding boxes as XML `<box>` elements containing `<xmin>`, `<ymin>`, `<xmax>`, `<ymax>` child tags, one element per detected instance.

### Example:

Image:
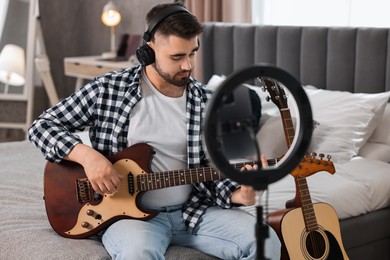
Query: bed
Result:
<box><xmin>1</xmin><ymin>23</ymin><xmax>390</xmax><ymax>260</ymax></box>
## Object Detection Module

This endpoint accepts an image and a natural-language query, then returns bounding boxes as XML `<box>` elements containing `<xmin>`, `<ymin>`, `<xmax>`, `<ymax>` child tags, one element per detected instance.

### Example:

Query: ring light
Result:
<box><xmin>203</xmin><ymin>64</ymin><xmax>313</xmax><ymax>190</ymax></box>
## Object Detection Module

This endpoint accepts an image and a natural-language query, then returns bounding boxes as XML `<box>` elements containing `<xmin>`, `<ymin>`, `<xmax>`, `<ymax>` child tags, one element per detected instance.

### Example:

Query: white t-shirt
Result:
<box><xmin>127</xmin><ymin>71</ymin><xmax>192</xmax><ymax>209</ymax></box>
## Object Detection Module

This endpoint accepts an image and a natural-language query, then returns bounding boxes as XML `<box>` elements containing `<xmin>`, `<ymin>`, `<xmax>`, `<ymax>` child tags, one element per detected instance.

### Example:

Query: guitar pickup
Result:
<box><xmin>76</xmin><ymin>178</ymin><xmax>92</xmax><ymax>203</ymax></box>
<box><xmin>128</xmin><ymin>173</ymin><xmax>134</xmax><ymax>195</ymax></box>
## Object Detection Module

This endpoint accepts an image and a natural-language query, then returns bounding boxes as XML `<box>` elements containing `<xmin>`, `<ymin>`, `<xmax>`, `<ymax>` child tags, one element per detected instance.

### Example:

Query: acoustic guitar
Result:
<box><xmin>261</xmin><ymin>77</ymin><xmax>349</xmax><ymax>260</ymax></box>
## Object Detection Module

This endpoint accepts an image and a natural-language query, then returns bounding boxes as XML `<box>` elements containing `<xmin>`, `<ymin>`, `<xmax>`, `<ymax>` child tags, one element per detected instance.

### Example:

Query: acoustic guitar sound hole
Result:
<box><xmin>306</xmin><ymin>230</ymin><xmax>326</xmax><ymax>258</ymax></box>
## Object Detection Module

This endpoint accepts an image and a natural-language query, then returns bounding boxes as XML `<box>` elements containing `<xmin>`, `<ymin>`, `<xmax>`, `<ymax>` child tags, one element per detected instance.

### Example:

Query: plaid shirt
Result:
<box><xmin>28</xmin><ymin>65</ymin><xmax>240</xmax><ymax>231</ymax></box>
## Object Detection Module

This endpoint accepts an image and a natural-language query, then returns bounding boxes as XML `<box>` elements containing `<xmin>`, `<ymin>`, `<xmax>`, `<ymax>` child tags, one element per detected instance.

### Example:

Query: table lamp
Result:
<box><xmin>101</xmin><ymin>1</ymin><xmax>122</xmax><ymax>58</ymax></box>
<box><xmin>0</xmin><ymin>44</ymin><xmax>26</xmax><ymax>94</ymax></box>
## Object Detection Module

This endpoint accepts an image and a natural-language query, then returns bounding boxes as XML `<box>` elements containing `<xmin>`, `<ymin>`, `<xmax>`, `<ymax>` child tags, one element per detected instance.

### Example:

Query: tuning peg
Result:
<box><xmin>256</xmin><ymin>77</ymin><xmax>266</xmax><ymax>91</ymax></box>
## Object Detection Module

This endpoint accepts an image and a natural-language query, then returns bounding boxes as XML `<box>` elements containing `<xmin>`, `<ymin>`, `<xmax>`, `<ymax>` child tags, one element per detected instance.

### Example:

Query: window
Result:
<box><xmin>252</xmin><ymin>0</ymin><xmax>390</xmax><ymax>28</ymax></box>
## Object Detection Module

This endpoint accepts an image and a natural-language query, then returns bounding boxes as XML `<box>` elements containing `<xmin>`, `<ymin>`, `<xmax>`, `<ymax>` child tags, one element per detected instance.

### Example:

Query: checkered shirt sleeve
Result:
<box><xmin>28</xmin><ymin>65</ymin><xmax>143</xmax><ymax>162</ymax></box>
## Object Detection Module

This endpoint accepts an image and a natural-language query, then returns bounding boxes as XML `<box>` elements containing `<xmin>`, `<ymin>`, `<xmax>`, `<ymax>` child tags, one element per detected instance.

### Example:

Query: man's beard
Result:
<box><xmin>152</xmin><ymin>60</ymin><xmax>191</xmax><ymax>87</ymax></box>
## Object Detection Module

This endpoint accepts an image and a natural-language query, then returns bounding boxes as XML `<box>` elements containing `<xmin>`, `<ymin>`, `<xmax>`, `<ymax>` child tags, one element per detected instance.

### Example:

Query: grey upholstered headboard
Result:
<box><xmin>201</xmin><ymin>22</ymin><xmax>390</xmax><ymax>93</ymax></box>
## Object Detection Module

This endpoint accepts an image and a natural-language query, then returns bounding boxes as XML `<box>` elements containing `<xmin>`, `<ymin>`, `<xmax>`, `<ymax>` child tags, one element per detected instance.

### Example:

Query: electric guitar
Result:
<box><xmin>260</xmin><ymin>77</ymin><xmax>349</xmax><ymax>260</ymax></box>
<box><xmin>43</xmin><ymin>141</ymin><xmax>332</xmax><ymax>239</ymax></box>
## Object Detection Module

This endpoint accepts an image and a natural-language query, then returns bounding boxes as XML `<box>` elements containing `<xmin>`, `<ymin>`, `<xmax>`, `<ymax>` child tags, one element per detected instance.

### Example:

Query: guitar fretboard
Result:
<box><xmin>296</xmin><ymin>176</ymin><xmax>318</xmax><ymax>231</ymax></box>
<box><xmin>136</xmin><ymin>161</ymin><xmax>261</xmax><ymax>192</ymax></box>
<box><xmin>284</xmin><ymin>106</ymin><xmax>319</xmax><ymax>232</ymax></box>
<box><xmin>280</xmin><ymin>108</ymin><xmax>295</xmax><ymax>147</ymax></box>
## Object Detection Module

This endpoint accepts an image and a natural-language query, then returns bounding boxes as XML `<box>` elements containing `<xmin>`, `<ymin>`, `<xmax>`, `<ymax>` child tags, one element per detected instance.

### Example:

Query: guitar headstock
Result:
<box><xmin>258</xmin><ymin>77</ymin><xmax>288</xmax><ymax>110</ymax></box>
<box><xmin>291</xmin><ymin>152</ymin><xmax>336</xmax><ymax>178</ymax></box>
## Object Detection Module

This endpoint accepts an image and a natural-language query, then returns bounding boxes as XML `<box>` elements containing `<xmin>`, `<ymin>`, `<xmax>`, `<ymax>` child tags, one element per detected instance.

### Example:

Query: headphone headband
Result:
<box><xmin>143</xmin><ymin>5</ymin><xmax>189</xmax><ymax>42</ymax></box>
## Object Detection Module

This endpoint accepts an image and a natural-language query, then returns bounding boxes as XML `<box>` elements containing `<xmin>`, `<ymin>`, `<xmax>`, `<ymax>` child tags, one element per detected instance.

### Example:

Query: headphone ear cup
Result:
<box><xmin>136</xmin><ymin>44</ymin><xmax>155</xmax><ymax>66</ymax></box>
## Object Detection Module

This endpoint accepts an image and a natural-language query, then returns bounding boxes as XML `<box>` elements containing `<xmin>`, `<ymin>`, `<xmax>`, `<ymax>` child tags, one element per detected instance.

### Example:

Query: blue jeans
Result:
<box><xmin>101</xmin><ymin>205</ymin><xmax>261</xmax><ymax>259</ymax></box>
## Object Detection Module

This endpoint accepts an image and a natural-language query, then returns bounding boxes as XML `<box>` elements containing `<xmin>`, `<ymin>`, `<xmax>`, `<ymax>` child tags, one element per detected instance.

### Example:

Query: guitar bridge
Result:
<box><xmin>76</xmin><ymin>178</ymin><xmax>92</xmax><ymax>203</ymax></box>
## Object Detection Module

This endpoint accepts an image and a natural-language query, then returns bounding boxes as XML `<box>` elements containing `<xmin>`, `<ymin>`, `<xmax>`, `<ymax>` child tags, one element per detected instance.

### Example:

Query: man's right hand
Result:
<box><xmin>65</xmin><ymin>143</ymin><xmax>124</xmax><ymax>195</ymax></box>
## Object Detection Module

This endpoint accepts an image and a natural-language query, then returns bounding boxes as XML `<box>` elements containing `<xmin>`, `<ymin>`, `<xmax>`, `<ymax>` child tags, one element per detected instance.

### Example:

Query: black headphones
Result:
<box><xmin>136</xmin><ymin>5</ymin><xmax>190</xmax><ymax>66</ymax></box>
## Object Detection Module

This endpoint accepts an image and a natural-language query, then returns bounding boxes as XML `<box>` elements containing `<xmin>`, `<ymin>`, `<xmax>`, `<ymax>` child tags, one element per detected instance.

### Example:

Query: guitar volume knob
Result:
<box><xmin>81</xmin><ymin>222</ymin><xmax>90</xmax><ymax>228</ymax></box>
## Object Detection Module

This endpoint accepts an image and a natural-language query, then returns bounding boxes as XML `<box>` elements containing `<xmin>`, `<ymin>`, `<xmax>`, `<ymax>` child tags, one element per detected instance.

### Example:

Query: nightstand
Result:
<box><xmin>64</xmin><ymin>55</ymin><xmax>138</xmax><ymax>91</ymax></box>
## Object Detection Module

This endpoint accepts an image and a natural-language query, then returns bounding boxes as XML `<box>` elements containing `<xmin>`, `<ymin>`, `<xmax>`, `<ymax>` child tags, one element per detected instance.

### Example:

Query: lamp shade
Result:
<box><xmin>101</xmin><ymin>1</ymin><xmax>121</xmax><ymax>27</ymax></box>
<box><xmin>0</xmin><ymin>44</ymin><xmax>25</xmax><ymax>86</ymax></box>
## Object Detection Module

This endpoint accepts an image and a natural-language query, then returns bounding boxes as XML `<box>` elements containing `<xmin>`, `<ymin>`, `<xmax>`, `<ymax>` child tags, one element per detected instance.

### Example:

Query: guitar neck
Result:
<box><xmin>136</xmin><ymin>159</ymin><xmax>278</xmax><ymax>192</ymax></box>
<box><xmin>280</xmin><ymin>108</ymin><xmax>295</xmax><ymax>147</ymax></box>
<box><xmin>281</xmin><ymin>105</ymin><xmax>318</xmax><ymax>230</ymax></box>
<box><xmin>263</xmin><ymin>78</ymin><xmax>319</xmax><ymax>231</ymax></box>
<box><xmin>137</xmin><ymin>166</ymin><xmax>222</xmax><ymax>192</ymax></box>
<box><xmin>296</xmin><ymin>175</ymin><xmax>318</xmax><ymax>231</ymax></box>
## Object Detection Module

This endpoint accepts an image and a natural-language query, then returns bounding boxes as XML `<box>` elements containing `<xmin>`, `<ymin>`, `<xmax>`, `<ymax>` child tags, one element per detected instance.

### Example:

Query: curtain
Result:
<box><xmin>185</xmin><ymin>0</ymin><xmax>252</xmax><ymax>23</ymax></box>
<box><xmin>184</xmin><ymin>0</ymin><xmax>252</xmax><ymax>81</ymax></box>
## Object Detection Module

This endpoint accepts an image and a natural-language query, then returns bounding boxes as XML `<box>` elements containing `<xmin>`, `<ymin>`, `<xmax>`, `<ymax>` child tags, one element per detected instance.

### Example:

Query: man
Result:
<box><xmin>29</xmin><ymin>3</ymin><xmax>263</xmax><ymax>259</ymax></box>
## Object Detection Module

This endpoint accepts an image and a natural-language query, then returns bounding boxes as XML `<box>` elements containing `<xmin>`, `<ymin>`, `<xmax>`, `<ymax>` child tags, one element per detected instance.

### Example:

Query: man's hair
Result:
<box><xmin>146</xmin><ymin>3</ymin><xmax>204</xmax><ymax>41</ymax></box>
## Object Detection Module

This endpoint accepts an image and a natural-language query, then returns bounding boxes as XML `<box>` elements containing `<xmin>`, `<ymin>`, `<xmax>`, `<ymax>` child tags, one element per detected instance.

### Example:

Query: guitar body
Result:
<box><xmin>43</xmin><ymin>142</ymin><xmax>249</xmax><ymax>239</ymax></box>
<box><xmin>267</xmin><ymin>203</ymin><xmax>349</xmax><ymax>260</ymax></box>
<box><xmin>43</xmin><ymin>143</ymin><xmax>156</xmax><ymax>239</ymax></box>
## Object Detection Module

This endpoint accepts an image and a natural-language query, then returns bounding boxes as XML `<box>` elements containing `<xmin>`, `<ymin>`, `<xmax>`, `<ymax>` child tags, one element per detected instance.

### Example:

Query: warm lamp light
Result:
<box><xmin>101</xmin><ymin>1</ymin><xmax>121</xmax><ymax>58</ymax></box>
<box><xmin>0</xmin><ymin>44</ymin><xmax>26</xmax><ymax>93</ymax></box>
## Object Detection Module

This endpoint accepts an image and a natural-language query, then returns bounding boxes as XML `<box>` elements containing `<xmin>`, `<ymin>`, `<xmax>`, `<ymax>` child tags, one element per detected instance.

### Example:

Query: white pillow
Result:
<box><xmin>367</xmin><ymin>103</ymin><xmax>390</xmax><ymax>145</ymax></box>
<box><xmin>358</xmin><ymin>103</ymin><xmax>390</xmax><ymax>162</ymax></box>
<box><xmin>206</xmin><ymin>74</ymin><xmax>226</xmax><ymax>91</ymax></box>
<box><xmin>305</xmin><ymin>86</ymin><xmax>390</xmax><ymax>163</ymax></box>
<box><xmin>256</xmin><ymin>114</ymin><xmax>289</xmax><ymax>159</ymax></box>
<box><xmin>358</xmin><ymin>142</ymin><xmax>390</xmax><ymax>162</ymax></box>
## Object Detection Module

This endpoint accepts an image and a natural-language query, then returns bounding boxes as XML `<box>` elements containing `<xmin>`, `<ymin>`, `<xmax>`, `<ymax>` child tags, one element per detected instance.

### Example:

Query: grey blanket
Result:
<box><xmin>0</xmin><ymin>141</ymin><xmax>110</xmax><ymax>260</ymax></box>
